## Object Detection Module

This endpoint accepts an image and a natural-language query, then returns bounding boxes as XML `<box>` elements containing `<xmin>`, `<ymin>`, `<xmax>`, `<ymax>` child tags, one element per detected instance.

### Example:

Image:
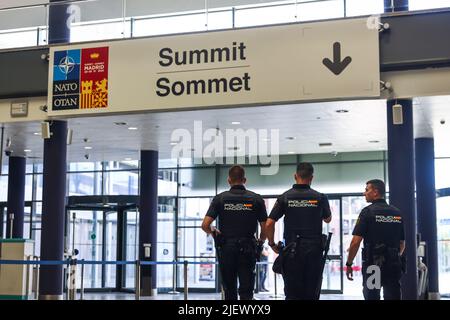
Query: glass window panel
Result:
<box><xmin>235</xmin><ymin>3</ymin><xmax>296</xmax><ymax>27</ymax></box>
<box><xmin>409</xmin><ymin>0</ymin><xmax>450</xmax><ymax>10</ymax></box>
<box><xmin>435</xmin><ymin>159</ymin><xmax>450</xmax><ymax>189</ymax></box>
<box><xmin>217</xmin><ymin>165</ymin><xmax>296</xmax><ymax>195</ymax></box>
<box><xmin>342</xmin><ymin>196</ymin><xmax>367</xmax><ymax>295</ymax></box>
<box><xmin>70</xmin><ymin>210</ymin><xmax>104</xmax><ymax>289</ymax></box>
<box><xmin>437</xmin><ymin>197</ymin><xmax>450</xmax><ymax>294</ymax></box>
<box><xmin>179</xmin><ymin>168</ymin><xmax>215</xmax><ymax>196</ymax></box>
<box><xmin>105</xmin><ymin>212</ymin><xmax>117</xmax><ymax>288</ymax></box>
<box><xmin>70</xmin><ymin>20</ymin><xmax>131</xmax><ymax>43</ymax></box>
<box><xmin>177</xmin><ymin>256</ymin><xmax>217</xmax><ymax>289</ymax></box>
<box><xmin>26</xmin><ymin>164</ymin><xmax>33</xmax><ymax>174</ymax></box>
<box><xmin>157</xmin><ymin>197</ymin><xmax>176</xmax><ymax>288</ymax></box>
<box><xmin>104</xmin><ymin>161</ymin><xmax>139</xmax><ymax>171</ymax></box>
<box><xmin>125</xmin><ymin>210</ymin><xmax>139</xmax><ymax>289</ymax></box>
<box><xmin>68</xmin><ymin>162</ymin><xmax>97</xmax><ymax>172</ymax></box>
<box><xmin>23</xmin><ymin>206</ymin><xmax>32</xmax><ymax>239</ymax></box>
<box><xmin>178</xmin><ymin>197</ymin><xmax>213</xmax><ymax>226</ymax></box>
<box><xmin>0</xmin><ymin>28</ymin><xmax>39</xmax><ymax>49</ymax></box>
<box><xmin>134</xmin><ymin>13</ymin><xmax>208</xmax><ymax>37</ymax></box>
<box><xmin>298</xmin><ymin>0</ymin><xmax>344</xmax><ymax>21</ymax></box>
<box><xmin>32</xmin><ymin>202</ymin><xmax>42</xmax><ymax>256</ymax></box>
<box><xmin>159</xmin><ymin>158</ymin><xmax>178</xmax><ymax>169</ymax></box>
<box><xmin>35</xmin><ymin>174</ymin><xmax>43</xmax><ymax>201</ymax></box>
<box><xmin>206</xmin><ymin>10</ymin><xmax>233</xmax><ymax>30</ymax></box>
<box><xmin>103</xmin><ymin>171</ymin><xmax>138</xmax><ymax>195</ymax></box>
<box><xmin>345</xmin><ymin>0</ymin><xmax>384</xmax><ymax>17</ymax></box>
<box><xmin>0</xmin><ymin>176</ymin><xmax>7</xmax><ymax>201</ymax></box>
<box><xmin>126</xmin><ymin>0</ymin><xmax>206</xmax><ymax>16</ymax></box>
<box><xmin>312</xmin><ymin>162</ymin><xmax>384</xmax><ymax>194</ymax></box>
<box><xmin>158</xmin><ymin>169</ymin><xmax>178</xmax><ymax>196</ymax></box>
<box><xmin>68</xmin><ymin>172</ymin><xmax>101</xmax><ymax>196</ymax></box>
<box><xmin>25</xmin><ymin>174</ymin><xmax>33</xmax><ymax>201</ymax></box>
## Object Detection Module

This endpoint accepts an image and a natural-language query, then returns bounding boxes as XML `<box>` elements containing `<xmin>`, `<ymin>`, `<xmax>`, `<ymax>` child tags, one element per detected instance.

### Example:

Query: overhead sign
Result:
<box><xmin>48</xmin><ymin>17</ymin><xmax>380</xmax><ymax>116</ymax></box>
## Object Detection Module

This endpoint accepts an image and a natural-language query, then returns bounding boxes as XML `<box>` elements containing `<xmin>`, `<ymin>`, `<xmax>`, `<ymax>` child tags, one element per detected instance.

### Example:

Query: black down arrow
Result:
<box><xmin>322</xmin><ymin>42</ymin><xmax>352</xmax><ymax>75</ymax></box>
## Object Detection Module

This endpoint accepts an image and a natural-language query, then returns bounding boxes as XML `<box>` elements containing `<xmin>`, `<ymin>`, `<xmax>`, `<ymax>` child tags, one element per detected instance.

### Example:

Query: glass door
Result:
<box><xmin>68</xmin><ymin>210</ymin><xmax>103</xmax><ymax>289</ymax></box>
<box><xmin>177</xmin><ymin>197</ymin><xmax>216</xmax><ymax>291</ymax></box>
<box><xmin>341</xmin><ymin>195</ymin><xmax>368</xmax><ymax>295</ymax></box>
<box><xmin>321</xmin><ymin>198</ymin><xmax>343</xmax><ymax>293</ymax></box>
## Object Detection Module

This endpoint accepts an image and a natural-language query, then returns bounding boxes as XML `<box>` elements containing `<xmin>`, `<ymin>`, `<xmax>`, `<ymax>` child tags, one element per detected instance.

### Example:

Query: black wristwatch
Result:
<box><xmin>346</xmin><ymin>262</ymin><xmax>353</xmax><ymax>267</ymax></box>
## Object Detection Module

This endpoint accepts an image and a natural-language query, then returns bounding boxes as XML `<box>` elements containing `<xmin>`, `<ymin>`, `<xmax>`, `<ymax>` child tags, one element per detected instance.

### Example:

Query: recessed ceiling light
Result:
<box><xmin>24</xmin><ymin>149</ymin><xmax>31</xmax><ymax>153</ymax></box>
<box><xmin>33</xmin><ymin>132</ymin><xmax>41</xmax><ymax>136</ymax></box>
<box><xmin>84</xmin><ymin>146</ymin><xmax>92</xmax><ymax>150</ymax></box>
<box><xmin>231</xmin><ymin>121</ymin><xmax>241</xmax><ymax>125</ymax></box>
<box><xmin>124</xmin><ymin>158</ymin><xmax>132</xmax><ymax>161</ymax></box>
<box><xmin>262</xmin><ymin>138</ymin><xmax>270</xmax><ymax>142</ymax></box>
<box><xmin>114</xmin><ymin>122</ymin><xmax>127</xmax><ymax>126</ymax></box>
<box><xmin>285</xmin><ymin>137</ymin><xmax>296</xmax><ymax>140</ymax></box>
<box><xmin>128</xmin><ymin>127</ymin><xmax>138</xmax><ymax>130</ymax></box>
<box><xmin>319</xmin><ymin>142</ymin><xmax>333</xmax><ymax>147</ymax></box>
<box><xmin>336</xmin><ymin>109</ymin><xmax>349</xmax><ymax>113</ymax></box>
<box><xmin>288</xmin><ymin>151</ymin><xmax>295</xmax><ymax>154</ymax></box>
<box><xmin>369</xmin><ymin>140</ymin><xmax>380</xmax><ymax>143</ymax></box>
<box><xmin>170</xmin><ymin>142</ymin><xmax>177</xmax><ymax>145</ymax></box>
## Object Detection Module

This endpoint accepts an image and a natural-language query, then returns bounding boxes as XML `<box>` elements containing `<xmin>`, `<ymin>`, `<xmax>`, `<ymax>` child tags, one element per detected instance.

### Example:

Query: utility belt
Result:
<box><xmin>273</xmin><ymin>234</ymin><xmax>327</xmax><ymax>275</ymax></box>
<box><xmin>285</xmin><ymin>234</ymin><xmax>324</xmax><ymax>248</ymax></box>
<box><xmin>362</xmin><ymin>243</ymin><xmax>401</xmax><ymax>267</ymax></box>
<box><xmin>213</xmin><ymin>233</ymin><xmax>260</xmax><ymax>258</ymax></box>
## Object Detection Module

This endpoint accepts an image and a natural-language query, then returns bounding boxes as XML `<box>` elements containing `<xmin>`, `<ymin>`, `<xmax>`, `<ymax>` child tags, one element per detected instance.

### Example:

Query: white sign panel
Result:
<box><xmin>48</xmin><ymin>18</ymin><xmax>380</xmax><ymax>116</ymax></box>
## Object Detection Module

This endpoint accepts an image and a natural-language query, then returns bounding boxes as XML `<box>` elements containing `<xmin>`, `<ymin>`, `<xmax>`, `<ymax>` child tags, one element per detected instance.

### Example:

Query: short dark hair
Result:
<box><xmin>366</xmin><ymin>179</ymin><xmax>385</xmax><ymax>197</ymax></box>
<box><xmin>229</xmin><ymin>165</ymin><xmax>245</xmax><ymax>183</ymax></box>
<box><xmin>296</xmin><ymin>162</ymin><xmax>314</xmax><ymax>179</ymax></box>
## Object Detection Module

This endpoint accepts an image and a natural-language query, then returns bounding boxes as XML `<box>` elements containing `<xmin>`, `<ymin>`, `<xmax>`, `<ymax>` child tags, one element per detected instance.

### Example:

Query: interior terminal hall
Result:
<box><xmin>0</xmin><ymin>0</ymin><xmax>449</xmax><ymax>301</ymax></box>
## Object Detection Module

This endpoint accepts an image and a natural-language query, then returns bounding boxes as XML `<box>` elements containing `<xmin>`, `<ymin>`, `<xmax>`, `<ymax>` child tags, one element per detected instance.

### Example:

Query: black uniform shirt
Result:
<box><xmin>352</xmin><ymin>199</ymin><xmax>405</xmax><ymax>248</ymax></box>
<box><xmin>206</xmin><ymin>185</ymin><xmax>267</xmax><ymax>238</ymax></box>
<box><xmin>269</xmin><ymin>184</ymin><xmax>331</xmax><ymax>240</ymax></box>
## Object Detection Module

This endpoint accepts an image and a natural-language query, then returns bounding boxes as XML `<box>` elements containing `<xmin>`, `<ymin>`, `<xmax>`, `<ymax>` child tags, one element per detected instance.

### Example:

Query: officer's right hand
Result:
<box><xmin>346</xmin><ymin>265</ymin><xmax>354</xmax><ymax>281</ymax></box>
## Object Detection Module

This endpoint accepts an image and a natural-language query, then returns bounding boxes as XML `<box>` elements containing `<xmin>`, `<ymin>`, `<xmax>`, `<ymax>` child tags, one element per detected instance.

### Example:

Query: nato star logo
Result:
<box><xmin>58</xmin><ymin>56</ymin><xmax>76</xmax><ymax>75</ymax></box>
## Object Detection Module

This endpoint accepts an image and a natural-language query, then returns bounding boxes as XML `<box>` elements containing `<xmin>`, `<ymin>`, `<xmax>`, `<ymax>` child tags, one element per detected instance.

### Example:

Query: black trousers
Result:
<box><xmin>282</xmin><ymin>241</ymin><xmax>323</xmax><ymax>300</ymax></box>
<box><xmin>217</xmin><ymin>239</ymin><xmax>256</xmax><ymax>300</ymax></box>
<box><xmin>362</xmin><ymin>261</ymin><xmax>402</xmax><ymax>300</ymax></box>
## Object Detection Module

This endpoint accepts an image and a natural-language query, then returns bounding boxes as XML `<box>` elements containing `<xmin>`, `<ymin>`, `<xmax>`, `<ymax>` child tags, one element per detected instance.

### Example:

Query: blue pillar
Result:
<box><xmin>39</xmin><ymin>121</ymin><xmax>67</xmax><ymax>300</ymax></box>
<box><xmin>48</xmin><ymin>0</ymin><xmax>70</xmax><ymax>44</ymax></box>
<box><xmin>384</xmin><ymin>0</ymin><xmax>409</xmax><ymax>12</ymax></box>
<box><xmin>387</xmin><ymin>99</ymin><xmax>418</xmax><ymax>300</ymax></box>
<box><xmin>6</xmin><ymin>156</ymin><xmax>26</xmax><ymax>238</ymax></box>
<box><xmin>415</xmin><ymin>138</ymin><xmax>439</xmax><ymax>298</ymax></box>
<box><xmin>139</xmin><ymin>150</ymin><xmax>158</xmax><ymax>296</ymax></box>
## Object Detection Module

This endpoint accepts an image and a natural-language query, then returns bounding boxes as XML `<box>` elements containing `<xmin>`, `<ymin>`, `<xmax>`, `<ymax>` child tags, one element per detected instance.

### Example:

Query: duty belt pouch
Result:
<box><xmin>372</xmin><ymin>244</ymin><xmax>386</xmax><ymax>267</ymax></box>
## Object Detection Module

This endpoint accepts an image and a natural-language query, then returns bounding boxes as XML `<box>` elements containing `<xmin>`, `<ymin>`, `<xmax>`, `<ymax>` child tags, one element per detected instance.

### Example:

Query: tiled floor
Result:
<box><xmin>81</xmin><ymin>291</ymin><xmax>364</xmax><ymax>300</ymax></box>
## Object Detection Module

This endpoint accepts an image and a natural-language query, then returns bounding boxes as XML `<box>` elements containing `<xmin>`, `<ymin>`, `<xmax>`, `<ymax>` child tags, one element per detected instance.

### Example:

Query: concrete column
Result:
<box><xmin>6</xmin><ymin>156</ymin><xmax>26</xmax><ymax>238</ymax></box>
<box><xmin>139</xmin><ymin>150</ymin><xmax>158</xmax><ymax>296</ymax></box>
<box><xmin>48</xmin><ymin>0</ymin><xmax>70</xmax><ymax>44</ymax></box>
<box><xmin>39</xmin><ymin>121</ymin><xmax>67</xmax><ymax>300</ymax></box>
<box><xmin>387</xmin><ymin>99</ymin><xmax>418</xmax><ymax>300</ymax></box>
<box><xmin>415</xmin><ymin>138</ymin><xmax>440</xmax><ymax>299</ymax></box>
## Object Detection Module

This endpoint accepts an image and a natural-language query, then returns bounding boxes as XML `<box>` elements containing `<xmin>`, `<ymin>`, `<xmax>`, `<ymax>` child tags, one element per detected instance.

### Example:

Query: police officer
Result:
<box><xmin>346</xmin><ymin>179</ymin><xmax>405</xmax><ymax>300</ymax></box>
<box><xmin>201</xmin><ymin>165</ymin><xmax>267</xmax><ymax>300</ymax></box>
<box><xmin>266</xmin><ymin>162</ymin><xmax>332</xmax><ymax>300</ymax></box>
